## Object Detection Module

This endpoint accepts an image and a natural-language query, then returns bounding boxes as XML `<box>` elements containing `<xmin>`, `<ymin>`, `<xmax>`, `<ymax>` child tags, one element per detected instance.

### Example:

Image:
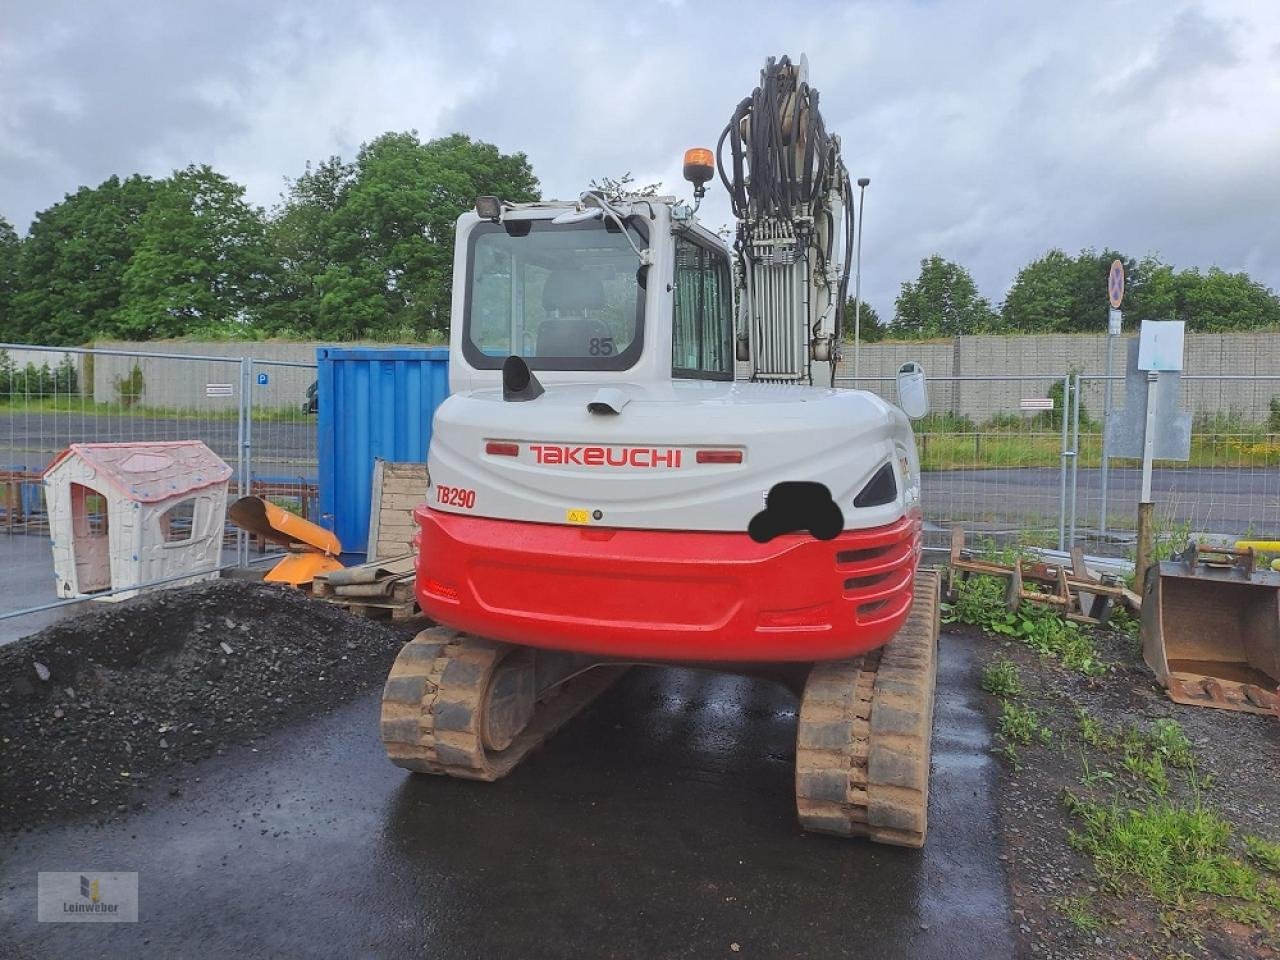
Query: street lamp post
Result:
<box><xmin>852</xmin><ymin>177</ymin><xmax>870</xmax><ymax>386</ymax></box>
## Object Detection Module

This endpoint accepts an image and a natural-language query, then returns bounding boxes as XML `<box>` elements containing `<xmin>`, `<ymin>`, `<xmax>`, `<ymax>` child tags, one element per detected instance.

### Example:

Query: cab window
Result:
<box><xmin>672</xmin><ymin>236</ymin><xmax>733</xmax><ymax>380</ymax></box>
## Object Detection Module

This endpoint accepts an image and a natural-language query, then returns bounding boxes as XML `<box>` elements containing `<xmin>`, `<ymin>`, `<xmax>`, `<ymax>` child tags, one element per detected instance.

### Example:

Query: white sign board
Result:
<box><xmin>1108</xmin><ymin>308</ymin><xmax>1122</xmax><ymax>336</ymax></box>
<box><xmin>1137</xmin><ymin>321</ymin><xmax>1185</xmax><ymax>372</ymax></box>
<box><xmin>205</xmin><ymin>383</ymin><xmax>234</xmax><ymax>397</ymax></box>
<box><xmin>1019</xmin><ymin>398</ymin><xmax>1054</xmax><ymax>411</ymax></box>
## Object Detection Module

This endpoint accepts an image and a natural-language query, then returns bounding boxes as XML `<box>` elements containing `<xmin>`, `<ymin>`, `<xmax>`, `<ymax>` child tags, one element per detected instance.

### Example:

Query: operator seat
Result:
<box><xmin>537</xmin><ymin>270</ymin><xmax>609</xmax><ymax>357</ymax></box>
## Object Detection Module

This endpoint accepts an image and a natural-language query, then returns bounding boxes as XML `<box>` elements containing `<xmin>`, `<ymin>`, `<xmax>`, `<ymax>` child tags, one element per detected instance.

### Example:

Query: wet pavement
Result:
<box><xmin>0</xmin><ymin>632</ymin><xmax>1012</xmax><ymax>960</ymax></box>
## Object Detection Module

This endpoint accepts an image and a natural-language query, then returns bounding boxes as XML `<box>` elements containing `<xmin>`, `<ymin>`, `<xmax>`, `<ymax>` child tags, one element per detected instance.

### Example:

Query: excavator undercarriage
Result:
<box><xmin>382</xmin><ymin>570</ymin><xmax>940</xmax><ymax>845</ymax></box>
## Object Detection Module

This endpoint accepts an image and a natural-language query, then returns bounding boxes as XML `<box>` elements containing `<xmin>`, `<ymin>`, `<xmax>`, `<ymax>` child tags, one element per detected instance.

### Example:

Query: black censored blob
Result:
<box><xmin>749</xmin><ymin>482</ymin><xmax>844</xmax><ymax>544</ymax></box>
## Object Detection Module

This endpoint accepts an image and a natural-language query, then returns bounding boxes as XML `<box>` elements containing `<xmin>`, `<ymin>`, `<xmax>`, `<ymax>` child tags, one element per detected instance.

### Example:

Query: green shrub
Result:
<box><xmin>113</xmin><ymin>361</ymin><xmax>145</xmax><ymax>408</ymax></box>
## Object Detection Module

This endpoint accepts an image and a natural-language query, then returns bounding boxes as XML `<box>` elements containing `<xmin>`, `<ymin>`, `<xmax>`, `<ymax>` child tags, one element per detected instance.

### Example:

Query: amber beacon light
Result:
<box><xmin>682</xmin><ymin>148</ymin><xmax>715</xmax><ymax>193</ymax></box>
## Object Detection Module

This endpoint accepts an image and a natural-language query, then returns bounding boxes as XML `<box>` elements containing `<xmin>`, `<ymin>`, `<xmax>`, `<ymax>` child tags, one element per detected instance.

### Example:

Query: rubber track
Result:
<box><xmin>795</xmin><ymin>569</ymin><xmax>941</xmax><ymax>847</ymax></box>
<box><xmin>380</xmin><ymin>628</ymin><xmax>624</xmax><ymax>781</ymax></box>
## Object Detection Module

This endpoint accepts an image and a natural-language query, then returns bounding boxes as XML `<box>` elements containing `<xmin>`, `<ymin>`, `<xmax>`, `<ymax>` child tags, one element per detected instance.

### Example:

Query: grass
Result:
<box><xmin>1053</xmin><ymin>894</ymin><xmax>1105</xmax><ymax>933</ymax></box>
<box><xmin>1246</xmin><ymin>836</ymin><xmax>1280</xmax><ymax>875</ymax></box>
<box><xmin>1063</xmin><ymin>795</ymin><xmax>1280</xmax><ymax>919</ymax></box>
<box><xmin>915</xmin><ymin>429</ymin><xmax>1280</xmax><ymax>471</ymax></box>
<box><xmin>0</xmin><ymin>394</ymin><xmax>310</xmax><ymax>422</ymax></box>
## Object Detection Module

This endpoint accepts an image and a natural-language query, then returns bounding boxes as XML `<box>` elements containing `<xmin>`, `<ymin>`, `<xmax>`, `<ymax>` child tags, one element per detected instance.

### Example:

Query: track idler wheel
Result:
<box><xmin>380</xmin><ymin>628</ymin><xmax>622</xmax><ymax>781</ymax></box>
<box><xmin>795</xmin><ymin>569</ymin><xmax>941</xmax><ymax>847</ymax></box>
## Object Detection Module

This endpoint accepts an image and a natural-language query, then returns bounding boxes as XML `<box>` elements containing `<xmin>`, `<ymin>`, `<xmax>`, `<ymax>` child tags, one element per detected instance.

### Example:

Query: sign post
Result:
<box><xmin>1099</xmin><ymin>259</ymin><xmax>1124</xmax><ymax>540</ymax></box>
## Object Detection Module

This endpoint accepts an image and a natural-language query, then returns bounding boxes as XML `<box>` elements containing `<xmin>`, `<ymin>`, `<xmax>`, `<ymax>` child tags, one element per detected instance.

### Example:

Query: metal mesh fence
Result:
<box><xmin>3</xmin><ymin>337</ymin><xmax>1277</xmax><ymax>636</ymax></box>
<box><xmin>0</xmin><ymin>344</ymin><xmax>317</xmax><ymax>637</ymax></box>
<box><xmin>244</xmin><ymin>358</ymin><xmax>320</xmax><ymax>563</ymax></box>
<box><xmin>1074</xmin><ymin>373</ymin><xmax>1280</xmax><ymax>559</ymax></box>
<box><xmin>839</xmin><ymin>374</ymin><xmax>1073</xmax><ymax>556</ymax></box>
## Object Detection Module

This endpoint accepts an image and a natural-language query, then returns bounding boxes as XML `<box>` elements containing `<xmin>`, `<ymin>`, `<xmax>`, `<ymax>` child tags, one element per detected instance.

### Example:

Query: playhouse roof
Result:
<box><xmin>43</xmin><ymin>441</ymin><xmax>233</xmax><ymax>503</ymax></box>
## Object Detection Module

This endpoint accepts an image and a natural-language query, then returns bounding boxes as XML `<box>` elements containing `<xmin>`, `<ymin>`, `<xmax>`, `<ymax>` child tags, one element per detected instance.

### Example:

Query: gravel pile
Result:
<box><xmin>0</xmin><ymin>579</ymin><xmax>415</xmax><ymax>831</ymax></box>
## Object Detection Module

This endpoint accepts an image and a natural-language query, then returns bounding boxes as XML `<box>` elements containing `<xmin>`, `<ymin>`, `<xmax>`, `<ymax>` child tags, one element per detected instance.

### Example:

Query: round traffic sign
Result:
<box><xmin>1108</xmin><ymin>259</ymin><xmax>1125</xmax><ymax>308</ymax></box>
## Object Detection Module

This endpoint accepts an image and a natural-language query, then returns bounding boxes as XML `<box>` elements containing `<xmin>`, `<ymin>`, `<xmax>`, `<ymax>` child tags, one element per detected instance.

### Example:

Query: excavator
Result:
<box><xmin>380</xmin><ymin>55</ymin><xmax>942</xmax><ymax>846</ymax></box>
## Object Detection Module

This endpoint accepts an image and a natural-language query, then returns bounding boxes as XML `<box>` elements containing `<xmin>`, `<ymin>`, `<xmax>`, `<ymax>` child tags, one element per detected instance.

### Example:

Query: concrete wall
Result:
<box><xmin>86</xmin><ymin>341</ymin><xmax>417</xmax><ymax>412</ymax></box>
<box><xmin>6</xmin><ymin>332</ymin><xmax>1279</xmax><ymax>422</ymax></box>
<box><xmin>842</xmin><ymin>332</ymin><xmax>1280</xmax><ymax>424</ymax></box>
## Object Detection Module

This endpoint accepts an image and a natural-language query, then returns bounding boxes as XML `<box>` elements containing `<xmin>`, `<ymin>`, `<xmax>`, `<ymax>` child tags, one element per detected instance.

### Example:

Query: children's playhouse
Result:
<box><xmin>43</xmin><ymin>441</ymin><xmax>232</xmax><ymax>601</ymax></box>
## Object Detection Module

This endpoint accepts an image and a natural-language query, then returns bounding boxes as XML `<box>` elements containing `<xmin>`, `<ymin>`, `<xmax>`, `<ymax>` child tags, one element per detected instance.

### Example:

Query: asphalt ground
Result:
<box><xmin>0</xmin><ymin>632</ymin><xmax>1013</xmax><ymax>960</ymax></box>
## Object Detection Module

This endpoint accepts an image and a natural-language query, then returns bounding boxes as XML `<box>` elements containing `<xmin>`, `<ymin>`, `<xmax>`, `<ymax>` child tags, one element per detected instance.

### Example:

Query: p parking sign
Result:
<box><xmin>256</xmin><ymin>372</ymin><xmax>269</xmax><ymax>386</ymax></box>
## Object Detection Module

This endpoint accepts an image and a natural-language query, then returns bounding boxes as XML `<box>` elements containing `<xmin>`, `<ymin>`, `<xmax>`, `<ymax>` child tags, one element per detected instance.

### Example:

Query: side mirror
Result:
<box><xmin>896</xmin><ymin>362</ymin><xmax>929</xmax><ymax>420</ymax></box>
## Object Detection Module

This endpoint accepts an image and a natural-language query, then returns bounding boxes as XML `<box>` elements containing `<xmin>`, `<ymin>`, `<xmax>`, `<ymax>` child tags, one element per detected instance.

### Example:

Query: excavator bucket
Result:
<box><xmin>1141</xmin><ymin>545</ymin><xmax>1280</xmax><ymax>716</ymax></box>
<box><xmin>228</xmin><ymin>496</ymin><xmax>344</xmax><ymax>587</ymax></box>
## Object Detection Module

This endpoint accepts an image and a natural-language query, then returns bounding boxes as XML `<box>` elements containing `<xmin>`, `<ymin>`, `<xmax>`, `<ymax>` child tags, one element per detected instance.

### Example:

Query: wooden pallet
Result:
<box><xmin>312</xmin><ymin>552</ymin><xmax>422</xmax><ymax>621</ymax></box>
<box><xmin>323</xmin><ymin>596</ymin><xmax>421</xmax><ymax>621</ymax></box>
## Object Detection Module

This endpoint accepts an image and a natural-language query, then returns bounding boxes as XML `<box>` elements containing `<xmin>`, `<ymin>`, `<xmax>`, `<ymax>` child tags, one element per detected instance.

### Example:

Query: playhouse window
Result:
<box><xmin>70</xmin><ymin>483</ymin><xmax>108</xmax><ymax>538</ymax></box>
<box><xmin>160</xmin><ymin>499</ymin><xmax>197</xmax><ymax>543</ymax></box>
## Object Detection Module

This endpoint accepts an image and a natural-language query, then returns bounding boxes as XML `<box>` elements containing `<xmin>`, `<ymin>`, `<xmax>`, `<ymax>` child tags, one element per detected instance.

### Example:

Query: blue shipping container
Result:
<box><xmin>316</xmin><ymin>347</ymin><xmax>450</xmax><ymax>554</ymax></box>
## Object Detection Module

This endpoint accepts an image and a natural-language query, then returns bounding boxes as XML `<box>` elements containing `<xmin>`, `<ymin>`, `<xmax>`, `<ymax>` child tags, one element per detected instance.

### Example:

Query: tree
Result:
<box><xmin>840</xmin><ymin>298</ymin><xmax>885</xmax><ymax>342</ymax></box>
<box><xmin>0</xmin><ymin>217</ymin><xmax>19</xmax><ymax>340</ymax></box>
<box><xmin>263</xmin><ymin>156</ymin><xmax>356</xmax><ymax>336</ymax></box>
<box><xmin>893</xmin><ymin>255</ymin><xmax>996</xmax><ymax>337</ymax></box>
<box><xmin>1127</xmin><ymin>256</ymin><xmax>1280</xmax><ymax>331</ymax></box>
<box><xmin>1000</xmin><ymin>248</ymin><xmax>1135</xmax><ymax>333</ymax></box>
<box><xmin>115</xmin><ymin>165</ymin><xmax>276</xmax><ymax>339</ymax></box>
<box><xmin>299</xmin><ymin>130</ymin><xmax>540</xmax><ymax>343</ymax></box>
<box><xmin>10</xmin><ymin>174</ymin><xmax>157</xmax><ymax>344</ymax></box>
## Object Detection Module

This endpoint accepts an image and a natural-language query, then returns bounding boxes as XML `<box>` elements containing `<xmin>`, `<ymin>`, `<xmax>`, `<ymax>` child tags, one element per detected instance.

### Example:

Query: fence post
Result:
<box><xmin>1057</xmin><ymin>373</ymin><xmax>1070</xmax><ymax>551</ymax></box>
<box><xmin>237</xmin><ymin>357</ymin><xmax>251</xmax><ymax>568</ymax></box>
<box><xmin>1068</xmin><ymin>373</ymin><xmax>1081</xmax><ymax>548</ymax></box>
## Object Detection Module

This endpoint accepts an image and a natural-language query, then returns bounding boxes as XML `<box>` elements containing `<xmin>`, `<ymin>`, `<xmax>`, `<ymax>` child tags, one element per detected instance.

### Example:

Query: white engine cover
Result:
<box><xmin>426</xmin><ymin>379</ymin><xmax>921</xmax><ymax>534</ymax></box>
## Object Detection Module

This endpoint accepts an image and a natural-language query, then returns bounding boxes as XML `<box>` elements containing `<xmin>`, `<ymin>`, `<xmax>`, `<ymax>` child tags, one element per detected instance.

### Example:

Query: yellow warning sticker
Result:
<box><xmin>566</xmin><ymin>508</ymin><xmax>590</xmax><ymax>525</ymax></box>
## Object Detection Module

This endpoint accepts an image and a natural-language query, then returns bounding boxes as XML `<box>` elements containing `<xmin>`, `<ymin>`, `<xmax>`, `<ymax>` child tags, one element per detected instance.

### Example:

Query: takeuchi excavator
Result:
<box><xmin>380</xmin><ymin>55</ymin><xmax>942</xmax><ymax>846</ymax></box>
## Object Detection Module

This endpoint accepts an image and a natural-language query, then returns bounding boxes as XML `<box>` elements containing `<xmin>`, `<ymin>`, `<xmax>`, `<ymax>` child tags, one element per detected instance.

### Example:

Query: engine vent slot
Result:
<box><xmin>845</xmin><ymin>572</ymin><xmax>891</xmax><ymax>591</ymax></box>
<box><xmin>835</xmin><ymin>544</ymin><xmax>894</xmax><ymax>565</ymax></box>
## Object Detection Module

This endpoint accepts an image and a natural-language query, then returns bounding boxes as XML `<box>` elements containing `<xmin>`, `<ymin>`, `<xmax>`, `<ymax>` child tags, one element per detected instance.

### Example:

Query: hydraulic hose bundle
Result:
<box><xmin>717</xmin><ymin>55</ymin><xmax>857</xmax><ymax>373</ymax></box>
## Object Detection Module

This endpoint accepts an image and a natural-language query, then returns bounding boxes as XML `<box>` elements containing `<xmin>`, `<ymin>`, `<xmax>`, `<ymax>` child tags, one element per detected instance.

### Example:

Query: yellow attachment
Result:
<box><xmin>264</xmin><ymin>551</ymin><xmax>345</xmax><ymax>587</ymax></box>
<box><xmin>1235</xmin><ymin>541</ymin><xmax>1280</xmax><ymax>572</ymax></box>
<box><xmin>229</xmin><ymin>496</ymin><xmax>341</xmax><ymax>556</ymax></box>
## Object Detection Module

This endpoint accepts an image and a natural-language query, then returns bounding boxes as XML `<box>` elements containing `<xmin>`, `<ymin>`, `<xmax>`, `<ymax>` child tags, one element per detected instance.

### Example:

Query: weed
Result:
<box><xmin>1053</xmin><ymin>894</ymin><xmax>1104</xmax><ymax>933</ymax></box>
<box><xmin>999</xmin><ymin>701</ymin><xmax>1051</xmax><ymax>746</ymax></box>
<box><xmin>1218</xmin><ymin>901</ymin><xmax>1276</xmax><ymax>931</ymax></box>
<box><xmin>1107</xmin><ymin>607</ymin><xmax>1142</xmax><ymax>660</ymax></box>
<box><xmin>1246</xmin><ymin>836</ymin><xmax>1280</xmax><ymax>875</ymax></box>
<box><xmin>945</xmin><ymin>575</ymin><xmax>1104</xmax><ymax>675</ymax></box>
<box><xmin>1076</xmin><ymin>707</ymin><xmax>1106</xmax><ymax>748</ymax></box>
<box><xmin>981</xmin><ymin>656</ymin><xmax>1021</xmax><ymax>698</ymax></box>
<box><xmin>1078</xmin><ymin>750</ymin><xmax>1116</xmax><ymax>789</ymax></box>
<box><xmin>1064</xmin><ymin>794</ymin><xmax>1280</xmax><ymax>924</ymax></box>
<box><xmin>1121</xmin><ymin>749</ymin><xmax>1170</xmax><ymax>797</ymax></box>
<box><xmin>1147</xmin><ymin>719</ymin><xmax>1195</xmax><ymax>770</ymax></box>
<box><xmin>113</xmin><ymin>361</ymin><xmax>145</xmax><ymax>408</ymax></box>
<box><xmin>911</xmin><ymin>411</ymin><xmax>975</xmax><ymax>434</ymax></box>
<box><xmin>943</xmin><ymin>571</ymin><xmax>1006</xmax><ymax>627</ymax></box>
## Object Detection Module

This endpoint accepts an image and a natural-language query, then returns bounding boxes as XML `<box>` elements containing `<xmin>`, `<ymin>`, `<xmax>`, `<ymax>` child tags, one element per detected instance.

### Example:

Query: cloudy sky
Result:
<box><xmin>2</xmin><ymin>0</ymin><xmax>1278</xmax><ymax>316</ymax></box>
